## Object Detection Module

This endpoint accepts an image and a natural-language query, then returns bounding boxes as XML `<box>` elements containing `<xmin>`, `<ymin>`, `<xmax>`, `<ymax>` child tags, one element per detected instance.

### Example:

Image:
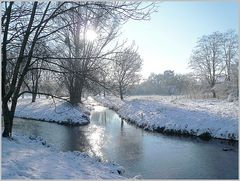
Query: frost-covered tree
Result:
<box><xmin>111</xmin><ymin>43</ymin><xmax>142</xmax><ymax>100</ymax></box>
<box><xmin>221</xmin><ymin>30</ymin><xmax>238</xmax><ymax>81</ymax></box>
<box><xmin>189</xmin><ymin>32</ymin><xmax>223</xmax><ymax>98</ymax></box>
<box><xmin>128</xmin><ymin>71</ymin><xmax>192</xmax><ymax>96</ymax></box>
<box><xmin>189</xmin><ymin>30</ymin><xmax>239</xmax><ymax>99</ymax></box>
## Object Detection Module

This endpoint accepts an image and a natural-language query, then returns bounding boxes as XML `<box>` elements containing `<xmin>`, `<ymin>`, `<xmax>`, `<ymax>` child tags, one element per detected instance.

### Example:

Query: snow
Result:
<box><xmin>15</xmin><ymin>97</ymin><xmax>90</xmax><ymax>125</ymax></box>
<box><xmin>94</xmin><ymin>95</ymin><xmax>238</xmax><ymax>140</ymax></box>
<box><xmin>2</xmin><ymin>133</ymin><xmax>125</xmax><ymax>179</ymax></box>
<box><xmin>127</xmin><ymin>95</ymin><xmax>238</xmax><ymax>118</ymax></box>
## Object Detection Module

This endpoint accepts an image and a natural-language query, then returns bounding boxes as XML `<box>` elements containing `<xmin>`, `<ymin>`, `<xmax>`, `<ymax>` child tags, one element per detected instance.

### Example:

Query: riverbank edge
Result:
<box><xmin>2</xmin><ymin>133</ymin><xmax>126</xmax><ymax>179</ymax></box>
<box><xmin>13</xmin><ymin>115</ymin><xmax>90</xmax><ymax>126</ymax></box>
<box><xmin>93</xmin><ymin>96</ymin><xmax>238</xmax><ymax>142</ymax></box>
<box><xmin>14</xmin><ymin>98</ymin><xmax>91</xmax><ymax>126</ymax></box>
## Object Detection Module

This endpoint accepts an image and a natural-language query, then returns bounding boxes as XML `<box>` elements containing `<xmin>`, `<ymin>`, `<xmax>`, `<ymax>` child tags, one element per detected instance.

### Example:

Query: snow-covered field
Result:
<box><xmin>15</xmin><ymin>97</ymin><xmax>90</xmax><ymax>125</ymax></box>
<box><xmin>94</xmin><ymin>95</ymin><xmax>238</xmax><ymax>140</ymax></box>
<box><xmin>2</xmin><ymin>134</ymin><xmax>125</xmax><ymax>179</ymax></box>
<box><xmin>127</xmin><ymin>95</ymin><xmax>238</xmax><ymax>118</ymax></box>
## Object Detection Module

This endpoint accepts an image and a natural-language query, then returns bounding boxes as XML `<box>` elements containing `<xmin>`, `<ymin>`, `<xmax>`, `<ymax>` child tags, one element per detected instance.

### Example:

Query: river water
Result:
<box><xmin>13</xmin><ymin>106</ymin><xmax>238</xmax><ymax>179</ymax></box>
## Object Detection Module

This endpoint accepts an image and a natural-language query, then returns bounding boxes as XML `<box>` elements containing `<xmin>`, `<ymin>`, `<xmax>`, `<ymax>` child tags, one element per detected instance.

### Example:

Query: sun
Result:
<box><xmin>85</xmin><ymin>30</ymin><xmax>97</xmax><ymax>41</ymax></box>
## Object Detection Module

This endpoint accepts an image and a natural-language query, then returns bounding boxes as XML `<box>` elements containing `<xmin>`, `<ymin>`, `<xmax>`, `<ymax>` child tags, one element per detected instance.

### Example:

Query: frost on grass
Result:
<box><xmin>94</xmin><ymin>96</ymin><xmax>238</xmax><ymax>140</ymax></box>
<box><xmin>2</xmin><ymin>133</ymin><xmax>125</xmax><ymax>179</ymax></box>
<box><xmin>15</xmin><ymin>98</ymin><xmax>90</xmax><ymax>125</ymax></box>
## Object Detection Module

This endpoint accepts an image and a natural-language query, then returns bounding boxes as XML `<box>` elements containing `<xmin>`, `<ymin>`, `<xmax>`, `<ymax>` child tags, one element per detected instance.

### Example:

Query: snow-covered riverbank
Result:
<box><xmin>2</xmin><ymin>133</ymin><xmax>125</xmax><ymax>179</ymax></box>
<box><xmin>15</xmin><ymin>98</ymin><xmax>90</xmax><ymax>126</ymax></box>
<box><xmin>94</xmin><ymin>96</ymin><xmax>238</xmax><ymax>140</ymax></box>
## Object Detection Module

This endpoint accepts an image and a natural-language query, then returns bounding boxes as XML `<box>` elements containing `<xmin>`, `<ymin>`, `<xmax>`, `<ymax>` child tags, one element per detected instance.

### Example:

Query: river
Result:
<box><xmin>13</xmin><ymin>106</ymin><xmax>238</xmax><ymax>179</ymax></box>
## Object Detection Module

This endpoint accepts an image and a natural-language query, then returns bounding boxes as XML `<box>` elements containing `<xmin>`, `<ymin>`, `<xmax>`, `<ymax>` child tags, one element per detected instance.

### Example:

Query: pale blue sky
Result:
<box><xmin>120</xmin><ymin>1</ymin><xmax>238</xmax><ymax>78</ymax></box>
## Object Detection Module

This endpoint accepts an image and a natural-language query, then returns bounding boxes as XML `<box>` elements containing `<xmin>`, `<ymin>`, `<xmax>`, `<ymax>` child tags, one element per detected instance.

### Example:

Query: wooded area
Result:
<box><xmin>2</xmin><ymin>1</ymin><xmax>155</xmax><ymax>137</ymax></box>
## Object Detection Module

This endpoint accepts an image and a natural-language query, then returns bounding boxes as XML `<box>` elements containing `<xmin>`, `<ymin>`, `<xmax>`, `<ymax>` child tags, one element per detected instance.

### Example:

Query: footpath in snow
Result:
<box><xmin>2</xmin><ymin>133</ymin><xmax>125</xmax><ymax>179</ymax></box>
<box><xmin>15</xmin><ymin>97</ymin><xmax>90</xmax><ymax>126</ymax></box>
<box><xmin>94</xmin><ymin>96</ymin><xmax>238</xmax><ymax>140</ymax></box>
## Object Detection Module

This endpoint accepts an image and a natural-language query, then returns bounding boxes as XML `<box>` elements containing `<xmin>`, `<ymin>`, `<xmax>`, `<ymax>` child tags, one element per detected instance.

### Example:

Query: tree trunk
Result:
<box><xmin>120</xmin><ymin>93</ymin><xmax>123</xmax><ymax>100</ymax></box>
<box><xmin>2</xmin><ymin>103</ymin><xmax>14</xmax><ymax>137</ymax></box>
<box><xmin>120</xmin><ymin>88</ymin><xmax>123</xmax><ymax>100</ymax></box>
<box><xmin>119</xmin><ymin>85</ymin><xmax>124</xmax><ymax>100</ymax></box>
<box><xmin>70</xmin><ymin>92</ymin><xmax>78</xmax><ymax>105</ymax></box>
<box><xmin>32</xmin><ymin>82</ymin><xmax>38</xmax><ymax>102</ymax></box>
<box><xmin>103</xmin><ymin>81</ymin><xmax>106</xmax><ymax>97</ymax></box>
<box><xmin>32</xmin><ymin>93</ymin><xmax>37</xmax><ymax>102</ymax></box>
<box><xmin>70</xmin><ymin>93</ymin><xmax>75</xmax><ymax>105</ymax></box>
<box><xmin>69</xmin><ymin>76</ymin><xmax>84</xmax><ymax>105</ymax></box>
<box><xmin>32</xmin><ymin>68</ymin><xmax>40</xmax><ymax>102</ymax></box>
<box><xmin>70</xmin><ymin>86</ymin><xmax>82</xmax><ymax>105</ymax></box>
<box><xmin>119</xmin><ymin>83</ymin><xmax>123</xmax><ymax>100</ymax></box>
<box><xmin>2</xmin><ymin>114</ymin><xmax>14</xmax><ymax>137</ymax></box>
<box><xmin>212</xmin><ymin>90</ymin><xmax>216</xmax><ymax>98</ymax></box>
<box><xmin>77</xmin><ymin>86</ymin><xmax>83</xmax><ymax>103</ymax></box>
<box><xmin>227</xmin><ymin>67</ymin><xmax>231</xmax><ymax>81</ymax></box>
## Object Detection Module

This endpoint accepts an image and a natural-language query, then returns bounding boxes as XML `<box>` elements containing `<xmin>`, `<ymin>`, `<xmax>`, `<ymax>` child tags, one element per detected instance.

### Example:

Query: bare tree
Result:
<box><xmin>55</xmin><ymin>5</ymin><xmax>120</xmax><ymax>104</ymax></box>
<box><xmin>22</xmin><ymin>40</ymin><xmax>51</xmax><ymax>102</ymax></box>
<box><xmin>1</xmin><ymin>2</ymin><xmax>97</xmax><ymax>137</ymax></box>
<box><xmin>221</xmin><ymin>30</ymin><xmax>238</xmax><ymax>81</ymax></box>
<box><xmin>111</xmin><ymin>43</ymin><xmax>143</xmax><ymax>100</ymax></box>
<box><xmin>54</xmin><ymin>2</ymin><xmax>156</xmax><ymax>104</ymax></box>
<box><xmin>189</xmin><ymin>32</ymin><xmax>223</xmax><ymax>98</ymax></box>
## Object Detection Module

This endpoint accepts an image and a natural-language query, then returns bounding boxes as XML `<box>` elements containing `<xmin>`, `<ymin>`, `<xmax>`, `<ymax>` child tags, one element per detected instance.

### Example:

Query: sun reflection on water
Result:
<box><xmin>87</xmin><ymin>124</ymin><xmax>105</xmax><ymax>159</ymax></box>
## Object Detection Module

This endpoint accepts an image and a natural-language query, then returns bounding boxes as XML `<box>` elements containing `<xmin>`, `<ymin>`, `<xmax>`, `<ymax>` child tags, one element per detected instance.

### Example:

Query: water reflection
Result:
<box><xmin>87</xmin><ymin>125</ymin><xmax>104</xmax><ymax>157</ymax></box>
<box><xmin>12</xmin><ymin>106</ymin><xmax>238</xmax><ymax>179</ymax></box>
<box><xmin>121</xmin><ymin>119</ymin><xmax>124</xmax><ymax>129</ymax></box>
<box><xmin>13</xmin><ymin>118</ymin><xmax>91</xmax><ymax>152</ymax></box>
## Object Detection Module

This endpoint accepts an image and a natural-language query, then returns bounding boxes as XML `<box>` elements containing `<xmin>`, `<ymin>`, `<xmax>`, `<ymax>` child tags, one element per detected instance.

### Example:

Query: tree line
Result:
<box><xmin>129</xmin><ymin>30</ymin><xmax>238</xmax><ymax>99</ymax></box>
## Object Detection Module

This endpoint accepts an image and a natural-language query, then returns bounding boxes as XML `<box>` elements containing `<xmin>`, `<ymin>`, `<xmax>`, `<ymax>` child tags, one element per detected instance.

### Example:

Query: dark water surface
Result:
<box><xmin>13</xmin><ymin>106</ymin><xmax>238</xmax><ymax>179</ymax></box>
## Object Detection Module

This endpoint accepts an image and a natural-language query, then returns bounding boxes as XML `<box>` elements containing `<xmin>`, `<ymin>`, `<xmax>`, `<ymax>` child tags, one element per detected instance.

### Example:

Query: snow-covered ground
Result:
<box><xmin>94</xmin><ymin>95</ymin><xmax>238</xmax><ymax>140</ymax></box>
<box><xmin>127</xmin><ymin>95</ymin><xmax>238</xmax><ymax>118</ymax></box>
<box><xmin>15</xmin><ymin>97</ymin><xmax>90</xmax><ymax>125</ymax></box>
<box><xmin>2</xmin><ymin>133</ymin><xmax>125</xmax><ymax>179</ymax></box>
